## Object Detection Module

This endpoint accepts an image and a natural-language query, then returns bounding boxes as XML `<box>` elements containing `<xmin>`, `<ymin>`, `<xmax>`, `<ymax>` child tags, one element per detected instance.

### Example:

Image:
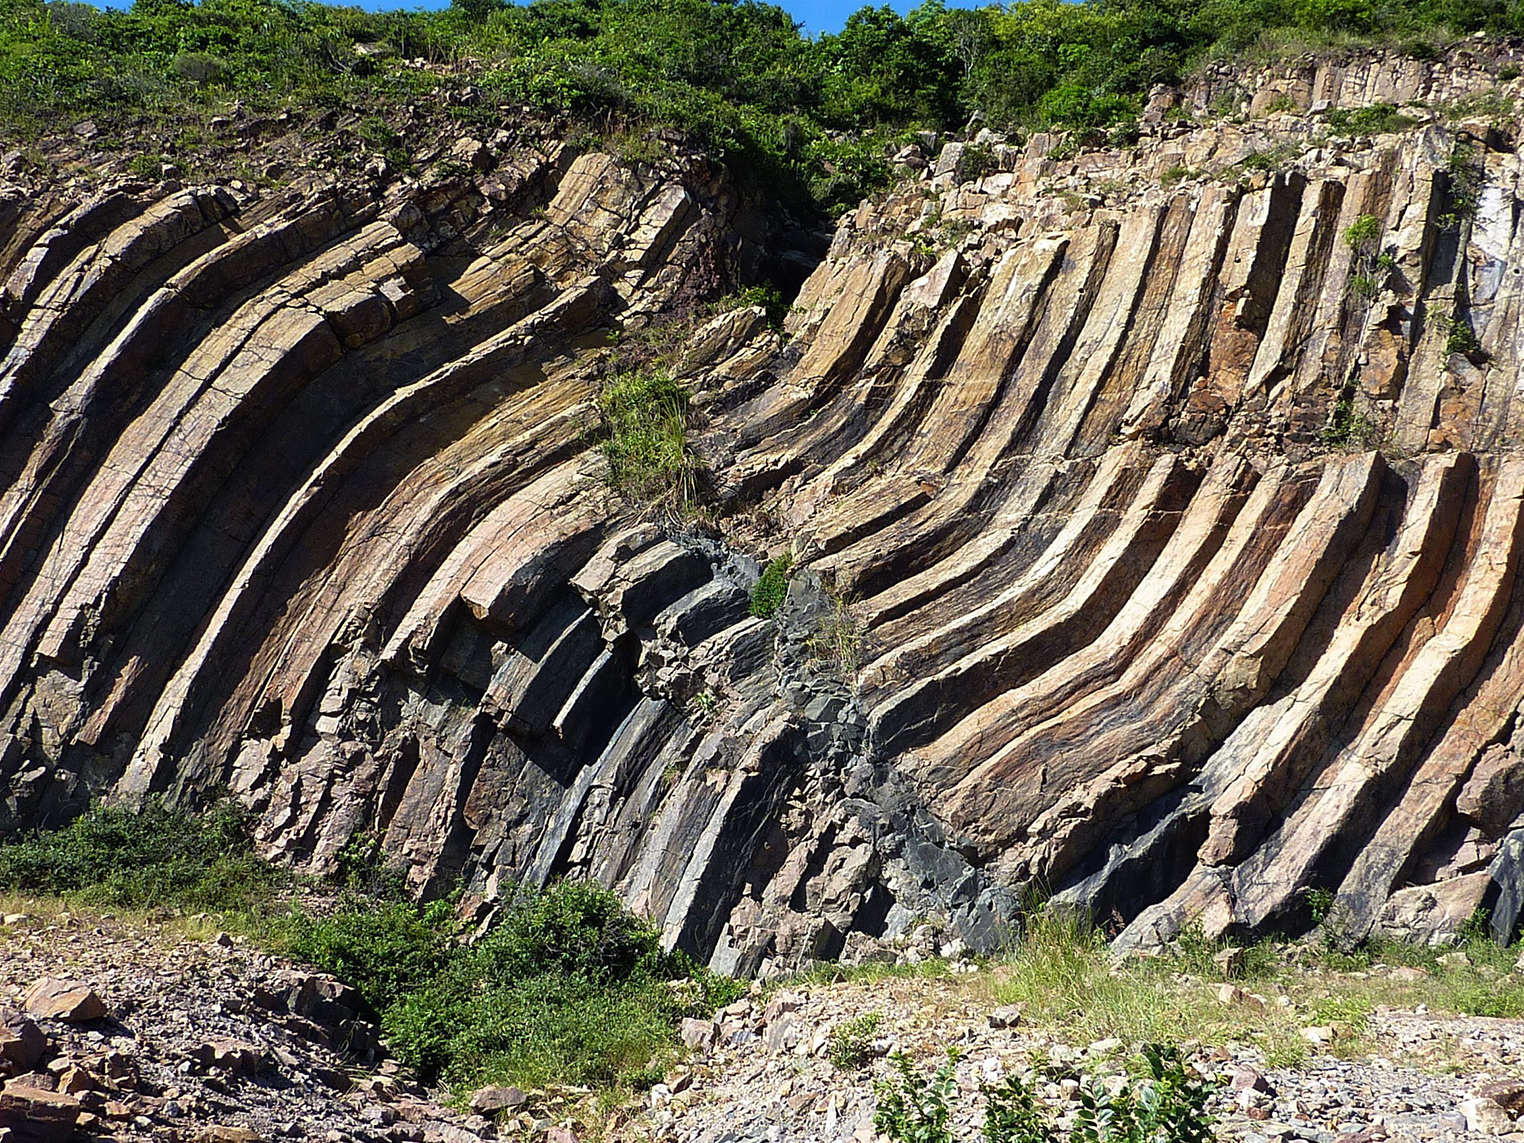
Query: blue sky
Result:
<box><xmin>341</xmin><ymin>0</ymin><xmax>916</xmax><ymax>35</ymax></box>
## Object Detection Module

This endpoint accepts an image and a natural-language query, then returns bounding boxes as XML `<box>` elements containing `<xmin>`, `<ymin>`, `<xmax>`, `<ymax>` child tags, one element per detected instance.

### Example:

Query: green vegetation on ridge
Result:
<box><xmin>4</xmin><ymin>0</ymin><xmax>1522</xmax><ymax>214</ymax></box>
<box><xmin>0</xmin><ymin>800</ymin><xmax>741</xmax><ymax>1098</ymax></box>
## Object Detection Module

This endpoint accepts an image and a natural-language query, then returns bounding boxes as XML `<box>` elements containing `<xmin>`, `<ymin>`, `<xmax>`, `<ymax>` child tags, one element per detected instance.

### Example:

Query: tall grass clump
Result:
<box><xmin>988</xmin><ymin>907</ymin><xmax>1308</xmax><ymax>1063</ymax></box>
<box><xmin>597</xmin><ymin>368</ymin><xmax>697</xmax><ymax>508</ymax></box>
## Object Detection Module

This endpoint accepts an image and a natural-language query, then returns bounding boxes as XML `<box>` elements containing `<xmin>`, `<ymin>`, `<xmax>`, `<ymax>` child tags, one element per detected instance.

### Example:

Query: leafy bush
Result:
<box><xmin>1343</xmin><ymin>213</ymin><xmax>1382</xmax><ymax>251</ymax></box>
<box><xmin>1325</xmin><ymin>102</ymin><xmax>1416</xmax><ymax>135</ymax></box>
<box><xmin>381</xmin><ymin>881</ymin><xmax>744</xmax><ymax>1088</ymax></box>
<box><xmin>876</xmin><ymin>1045</ymin><xmax>1216</xmax><ymax>1143</ymax></box>
<box><xmin>829</xmin><ymin>1011</ymin><xmax>883</xmax><ymax>1070</ymax></box>
<box><xmin>0</xmin><ymin>797</ymin><xmax>280</xmax><ymax>911</ymax></box>
<box><xmin>750</xmin><ymin>553</ymin><xmax>793</xmax><ymax>618</ymax></box>
<box><xmin>875</xmin><ymin>1050</ymin><xmax>958</xmax><ymax>1143</ymax></box>
<box><xmin>1321</xmin><ymin>388</ymin><xmax>1378</xmax><ymax>448</ymax></box>
<box><xmin>280</xmin><ymin>897</ymin><xmax>456</xmax><ymax>1016</ymax></box>
<box><xmin>1072</xmin><ymin>1045</ymin><xmax>1216</xmax><ymax>1143</ymax></box>
<box><xmin>597</xmin><ymin>368</ymin><xmax>697</xmax><ymax>506</ymax></box>
<box><xmin>1436</xmin><ymin>310</ymin><xmax>1487</xmax><ymax>360</ymax></box>
<box><xmin>717</xmin><ymin>283</ymin><xmax>791</xmax><ymax>330</ymax></box>
<box><xmin>982</xmin><ymin>1071</ymin><xmax>1056</xmax><ymax>1143</ymax></box>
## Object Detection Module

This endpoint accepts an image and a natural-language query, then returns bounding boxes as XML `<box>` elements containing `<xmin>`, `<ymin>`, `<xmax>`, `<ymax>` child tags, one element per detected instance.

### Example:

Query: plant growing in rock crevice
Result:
<box><xmin>1438</xmin><ymin>140</ymin><xmax>1483</xmax><ymax>229</ymax></box>
<box><xmin>1435</xmin><ymin>309</ymin><xmax>1488</xmax><ymax>363</ymax></box>
<box><xmin>810</xmin><ymin>593</ymin><xmax>866</xmax><ymax>678</ymax></box>
<box><xmin>1343</xmin><ymin>213</ymin><xmax>1395</xmax><ymax>300</ymax></box>
<box><xmin>596</xmin><ymin>368</ymin><xmax>697</xmax><ymax>508</ymax></box>
<box><xmin>1321</xmin><ymin>386</ymin><xmax>1379</xmax><ymax>449</ymax></box>
<box><xmin>750</xmin><ymin>554</ymin><xmax>793</xmax><ymax>619</ymax></box>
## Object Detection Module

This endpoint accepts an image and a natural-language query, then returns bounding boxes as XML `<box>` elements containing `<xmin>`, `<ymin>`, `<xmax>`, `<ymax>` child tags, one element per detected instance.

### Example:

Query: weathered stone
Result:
<box><xmin>1460</xmin><ymin>1097</ymin><xmax>1515</xmax><ymax>1136</ymax></box>
<box><xmin>680</xmin><ymin>1018</ymin><xmax>717</xmax><ymax>1051</ymax></box>
<box><xmin>0</xmin><ymin>1011</ymin><xmax>46</xmax><ymax>1075</ymax></box>
<box><xmin>987</xmin><ymin>1005</ymin><xmax>1023</xmax><ymax>1029</ymax></box>
<box><xmin>467</xmin><ymin>1086</ymin><xmax>526</xmax><ymax>1114</ymax></box>
<box><xmin>22</xmin><ymin>980</ymin><xmax>105</xmax><ymax>1023</ymax></box>
<box><xmin>0</xmin><ymin>1086</ymin><xmax>80</xmax><ymax>1141</ymax></box>
<box><xmin>188</xmin><ymin>1039</ymin><xmax>266</xmax><ymax>1077</ymax></box>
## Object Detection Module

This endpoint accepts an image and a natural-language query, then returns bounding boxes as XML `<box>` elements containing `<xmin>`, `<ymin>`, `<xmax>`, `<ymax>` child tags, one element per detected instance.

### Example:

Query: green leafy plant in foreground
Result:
<box><xmin>982</xmin><ymin>1070</ymin><xmax>1057</xmax><ymax>1143</ymax></box>
<box><xmin>1072</xmin><ymin>1045</ymin><xmax>1216</xmax><ymax>1143</ymax></box>
<box><xmin>875</xmin><ymin>1050</ymin><xmax>959</xmax><ymax>1143</ymax></box>
<box><xmin>875</xmin><ymin>1044</ymin><xmax>1216</xmax><ymax>1143</ymax></box>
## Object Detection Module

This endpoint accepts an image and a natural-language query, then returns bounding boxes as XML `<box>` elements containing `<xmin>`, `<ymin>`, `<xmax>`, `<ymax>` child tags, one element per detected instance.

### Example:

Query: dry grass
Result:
<box><xmin>834</xmin><ymin>910</ymin><xmax>1524</xmax><ymax>1072</ymax></box>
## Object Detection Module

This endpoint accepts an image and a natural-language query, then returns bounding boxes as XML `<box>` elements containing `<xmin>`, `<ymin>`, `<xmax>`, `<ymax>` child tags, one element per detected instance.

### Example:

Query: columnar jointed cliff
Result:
<box><xmin>6</xmin><ymin>47</ymin><xmax>1524</xmax><ymax>973</ymax></box>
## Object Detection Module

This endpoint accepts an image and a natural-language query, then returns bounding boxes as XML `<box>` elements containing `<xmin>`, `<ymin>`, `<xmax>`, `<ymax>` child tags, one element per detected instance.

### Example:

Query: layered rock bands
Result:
<box><xmin>6</xmin><ymin>49</ymin><xmax>1524</xmax><ymax>973</ymax></box>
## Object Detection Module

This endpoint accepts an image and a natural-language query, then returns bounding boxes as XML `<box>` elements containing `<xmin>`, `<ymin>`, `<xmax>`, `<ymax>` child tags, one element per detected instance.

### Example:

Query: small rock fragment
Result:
<box><xmin>987</xmin><ymin>1005</ymin><xmax>1023</xmax><ymax>1029</ymax></box>
<box><xmin>1212</xmin><ymin>946</ymin><xmax>1246</xmax><ymax>977</ymax></box>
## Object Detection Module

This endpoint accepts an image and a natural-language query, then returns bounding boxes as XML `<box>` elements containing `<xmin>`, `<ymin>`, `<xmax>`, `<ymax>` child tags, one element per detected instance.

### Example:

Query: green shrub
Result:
<box><xmin>1321</xmin><ymin>389</ymin><xmax>1378</xmax><ymax>448</ymax></box>
<box><xmin>0</xmin><ymin>797</ymin><xmax>280</xmax><ymax>912</ymax></box>
<box><xmin>597</xmin><ymin>369</ymin><xmax>696</xmax><ymax>507</ymax></box>
<box><xmin>750</xmin><ymin>553</ymin><xmax>793</xmax><ymax>618</ymax></box>
<box><xmin>279</xmin><ymin>897</ymin><xmax>455</xmax><ymax>1016</ymax></box>
<box><xmin>1325</xmin><ymin>102</ymin><xmax>1416</xmax><ymax>136</ymax></box>
<box><xmin>1443</xmin><ymin>141</ymin><xmax>1483</xmax><ymax>224</ymax></box>
<box><xmin>1344</xmin><ymin>213</ymin><xmax>1381</xmax><ymax>251</ymax></box>
<box><xmin>875</xmin><ymin>1051</ymin><xmax>957</xmax><ymax>1143</ymax></box>
<box><xmin>1072</xmin><ymin>1045</ymin><xmax>1216</xmax><ymax>1143</ymax></box>
<box><xmin>716</xmin><ymin>283</ymin><xmax>791</xmax><ymax>331</ymax></box>
<box><xmin>982</xmin><ymin>1071</ymin><xmax>1057</xmax><ymax>1143</ymax></box>
<box><xmin>829</xmin><ymin>1011</ymin><xmax>882</xmax><ymax>1070</ymax></box>
<box><xmin>1436</xmin><ymin>310</ymin><xmax>1487</xmax><ymax>360</ymax></box>
<box><xmin>381</xmin><ymin>881</ymin><xmax>743</xmax><ymax>1089</ymax></box>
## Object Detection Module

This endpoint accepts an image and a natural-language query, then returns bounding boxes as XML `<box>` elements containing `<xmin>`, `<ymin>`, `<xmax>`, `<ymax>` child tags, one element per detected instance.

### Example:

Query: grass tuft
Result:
<box><xmin>597</xmin><ymin>368</ymin><xmax>697</xmax><ymax>508</ymax></box>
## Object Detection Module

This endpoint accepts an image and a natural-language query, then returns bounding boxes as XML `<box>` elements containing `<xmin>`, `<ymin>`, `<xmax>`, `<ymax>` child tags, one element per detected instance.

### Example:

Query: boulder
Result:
<box><xmin>468</xmin><ymin>1085</ymin><xmax>526</xmax><ymax>1114</ymax></box>
<box><xmin>22</xmin><ymin>979</ymin><xmax>105</xmax><ymax>1023</ymax></box>
<box><xmin>0</xmin><ymin>1012</ymin><xmax>46</xmax><ymax>1075</ymax></box>
<box><xmin>0</xmin><ymin>1086</ymin><xmax>81</xmax><ymax>1142</ymax></box>
<box><xmin>1460</xmin><ymin>1096</ymin><xmax>1515</xmax><ymax>1135</ymax></box>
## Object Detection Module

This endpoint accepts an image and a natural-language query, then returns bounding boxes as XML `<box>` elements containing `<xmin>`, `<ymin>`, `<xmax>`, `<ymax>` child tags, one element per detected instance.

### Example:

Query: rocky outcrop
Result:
<box><xmin>5</xmin><ymin>48</ymin><xmax>1524</xmax><ymax>970</ymax></box>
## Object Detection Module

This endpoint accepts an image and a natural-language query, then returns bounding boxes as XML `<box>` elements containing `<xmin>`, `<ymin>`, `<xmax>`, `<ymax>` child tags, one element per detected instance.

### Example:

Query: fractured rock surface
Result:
<box><xmin>5</xmin><ymin>48</ymin><xmax>1524</xmax><ymax>969</ymax></box>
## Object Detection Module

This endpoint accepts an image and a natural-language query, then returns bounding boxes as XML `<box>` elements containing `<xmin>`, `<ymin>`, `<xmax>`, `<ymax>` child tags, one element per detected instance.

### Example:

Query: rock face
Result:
<box><xmin>5</xmin><ymin>48</ymin><xmax>1524</xmax><ymax>969</ymax></box>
